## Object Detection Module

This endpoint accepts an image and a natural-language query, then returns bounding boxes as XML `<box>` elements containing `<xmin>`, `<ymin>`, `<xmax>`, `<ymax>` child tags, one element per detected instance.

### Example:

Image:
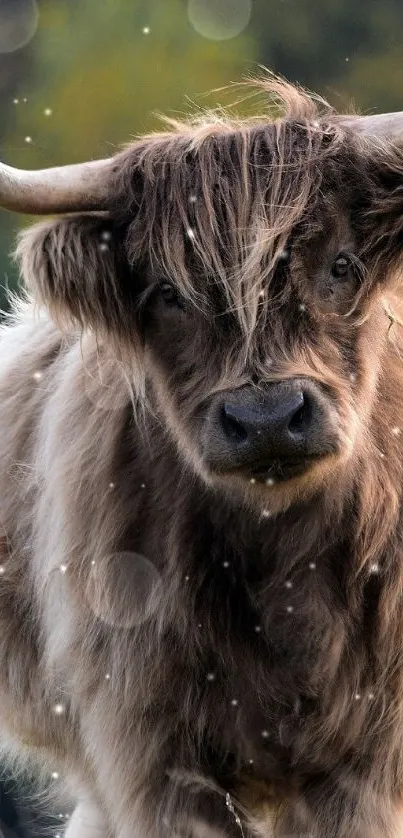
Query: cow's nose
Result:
<box><xmin>203</xmin><ymin>378</ymin><xmax>337</xmax><ymax>481</ymax></box>
<box><xmin>220</xmin><ymin>387</ymin><xmax>312</xmax><ymax>459</ymax></box>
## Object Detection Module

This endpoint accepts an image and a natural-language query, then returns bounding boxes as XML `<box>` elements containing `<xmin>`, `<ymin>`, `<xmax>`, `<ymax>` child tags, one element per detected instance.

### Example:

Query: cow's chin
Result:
<box><xmin>206</xmin><ymin>453</ymin><xmax>342</xmax><ymax>515</ymax></box>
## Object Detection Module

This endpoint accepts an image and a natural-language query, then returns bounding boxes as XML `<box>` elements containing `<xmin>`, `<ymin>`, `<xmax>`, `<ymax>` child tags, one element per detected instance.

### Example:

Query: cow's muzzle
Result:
<box><xmin>202</xmin><ymin>378</ymin><xmax>339</xmax><ymax>483</ymax></box>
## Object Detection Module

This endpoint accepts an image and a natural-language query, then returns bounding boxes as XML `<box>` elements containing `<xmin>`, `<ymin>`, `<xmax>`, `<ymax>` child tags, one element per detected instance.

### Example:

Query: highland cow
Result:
<box><xmin>1</xmin><ymin>79</ymin><xmax>403</xmax><ymax>838</ymax></box>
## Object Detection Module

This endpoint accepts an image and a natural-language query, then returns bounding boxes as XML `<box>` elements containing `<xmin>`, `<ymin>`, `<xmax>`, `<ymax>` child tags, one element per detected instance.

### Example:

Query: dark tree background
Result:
<box><xmin>0</xmin><ymin>0</ymin><xmax>403</xmax><ymax>834</ymax></box>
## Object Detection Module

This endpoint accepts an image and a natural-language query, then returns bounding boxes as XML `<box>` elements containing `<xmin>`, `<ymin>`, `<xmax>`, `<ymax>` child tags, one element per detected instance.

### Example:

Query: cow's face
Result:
<box><xmin>138</xmin><ymin>198</ymin><xmax>391</xmax><ymax>513</ymax></box>
<box><xmin>17</xmin><ymin>120</ymin><xmax>403</xmax><ymax>514</ymax></box>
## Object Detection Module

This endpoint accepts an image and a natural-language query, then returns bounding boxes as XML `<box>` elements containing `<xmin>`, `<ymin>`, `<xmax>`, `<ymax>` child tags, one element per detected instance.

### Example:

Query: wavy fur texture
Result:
<box><xmin>2</xmin><ymin>78</ymin><xmax>403</xmax><ymax>837</ymax></box>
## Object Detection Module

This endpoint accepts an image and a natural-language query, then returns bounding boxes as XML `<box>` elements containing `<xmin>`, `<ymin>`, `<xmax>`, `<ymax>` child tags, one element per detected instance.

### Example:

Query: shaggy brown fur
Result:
<box><xmin>2</xmin><ymin>78</ymin><xmax>403</xmax><ymax>837</ymax></box>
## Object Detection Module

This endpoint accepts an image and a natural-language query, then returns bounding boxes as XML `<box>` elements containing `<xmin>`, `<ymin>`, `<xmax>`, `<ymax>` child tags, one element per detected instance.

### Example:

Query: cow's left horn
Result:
<box><xmin>0</xmin><ymin>157</ymin><xmax>114</xmax><ymax>214</ymax></box>
<box><xmin>342</xmin><ymin>112</ymin><xmax>403</xmax><ymax>138</ymax></box>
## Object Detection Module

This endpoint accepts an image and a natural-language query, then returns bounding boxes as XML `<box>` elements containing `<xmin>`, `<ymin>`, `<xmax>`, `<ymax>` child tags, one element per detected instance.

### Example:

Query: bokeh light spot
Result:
<box><xmin>0</xmin><ymin>0</ymin><xmax>39</xmax><ymax>54</ymax></box>
<box><xmin>187</xmin><ymin>0</ymin><xmax>252</xmax><ymax>41</ymax></box>
<box><xmin>85</xmin><ymin>551</ymin><xmax>162</xmax><ymax>630</ymax></box>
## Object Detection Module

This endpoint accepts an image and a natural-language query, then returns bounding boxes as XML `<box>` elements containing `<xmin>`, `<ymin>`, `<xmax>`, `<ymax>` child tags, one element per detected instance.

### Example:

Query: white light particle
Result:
<box><xmin>299</xmin><ymin>303</ymin><xmax>306</xmax><ymax>312</ymax></box>
<box><xmin>231</xmin><ymin>699</ymin><xmax>238</xmax><ymax>706</ymax></box>
<box><xmin>392</xmin><ymin>427</ymin><xmax>400</xmax><ymax>435</ymax></box>
<box><xmin>254</xmin><ymin>625</ymin><xmax>261</xmax><ymax>633</ymax></box>
<box><xmin>59</xmin><ymin>564</ymin><xmax>68</xmax><ymax>574</ymax></box>
<box><xmin>99</xmin><ymin>242</ymin><xmax>109</xmax><ymax>252</ymax></box>
<box><xmin>91</xmin><ymin>560</ymin><xmax>96</xmax><ymax>567</ymax></box>
<box><xmin>368</xmin><ymin>692</ymin><xmax>375</xmax><ymax>700</ymax></box>
<box><xmin>222</xmin><ymin>561</ymin><xmax>230</xmax><ymax>568</ymax></box>
<box><xmin>13</xmin><ymin>98</ymin><xmax>19</xmax><ymax>104</ymax></box>
<box><xmin>285</xmin><ymin>580</ymin><xmax>293</xmax><ymax>589</ymax></box>
<box><xmin>33</xmin><ymin>370</ymin><xmax>43</xmax><ymax>381</ymax></box>
<box><xmin>140</xmin><ymin>483</ymin><xmax>146</xmax><ymax>489</ymax></box>
<box><xmin>309</xmin><ymin>562</ymin><xmax>316</xmax><ymax>570</ymax></box>
<box><xmin>265</xmin><ymin>477</ymin><xmax>275</xmax><ymax>486</ymax></box>
<box><xmin>249</xmin><ymin>759</ymin><xmax>254</xmax><ymax>764</ymax></box>
<box><xmin>369</xmin><ymin>563</ymin><xmax>379</xmax><ymax>574</ymax></box>
<box><xmin>105</xmin><ymin>673</ymin><xmax>111</xmax><ymax>681</ymax></box>
<box><xmin>258</xmin><ymin>290</ymin><xmax>265</xmax><ymax>299</ymax></box>
<box><xmin>355</xmin><ymin>693</ymin><xmax>361</xmax><ymax>700</ymax></box>
<box><xmin>142</xmin><ymin>26</ymin><xmax>150</xmax><ymax>34</ymax></box>
<box><xmin>53</xmin><ymin>703</ymin><xmax>65</xmax><ymax>716</ymax></box>
<box><xmin>379</xmin><ymin>452</ymin><xmax>385</xmax><ymax>459</ymax></box>
<box><xmin>261</xmin><ymin>730</ymin><xmax>269</xmax><ymax>738</ymax></box>
<box><xmin>350</xmin><ymin>373</ymin><xmax>356</xmax><ymax>383</ymax></box>
<box><xmin>286</xmin><ymin>605</ymin><xmax>294</xmax><ymax>613</ymax></box>
<box><xmin>345</xmin><ymin>57</ymin><xmax>349</xmax><ymax>62</ymax></box>
<box><xmin>250</xmin><ymin>477</ymin><xmax>256</xmax><ymax>484</ymax></box>
<box><xmin>44</xmin><ymin>107</ymin><xmax>53</xmax><ymax>117</ymax></box>
<box><xmin>261</xmin><ymin>509</ymin><xmax>272</xmax><ymax>518</ymax></box>
<box><xmin>55</xmin><ymin>833</ymin><xmax>61</xmax><ymax>838</ymax></box>
<box><xmin>207</xmin><ymin>672</ymin><xmax>216</xmax><ymax>682</ymax></box>
<box><xmin>22</xmin><ymin>97</ymin><xmax>28</xmax><ymax>103</ymax></box>
<box><xmin>108</xmin><ymin>482</ymin><xmax>115</xmax><ymax>490</ymax></box>
<box><xmin>101</xmin><ymin>230</ymin><xmax>112</xmax><ymax>242</ymax></box>
<box><xmin>0</xmin><ymin>566</ymin><xmax>4</xmax><ymax>576</ymax></box>
<box><xmin>189</xmin><ymin>194</ymin><xmax>197</xmax><ymax>203</ymax></box>
<box><xmin>186</xmin><ymin>227</ymin><xmax>195</xmax><ymax>240</ymax></box>
<box><xmin>185</xmin><ymin>575</ymin><xmax>190</xmax><ymax>581</ymax></box>
<box><xmin>51</xmin><ymin>772</ymin><xmax>59</xmax><ymax>780</ymax></box>
<box><xmin>24</xmin><ymin>136</ymin><xmax>32</xmax><ymax>144</ymax></box>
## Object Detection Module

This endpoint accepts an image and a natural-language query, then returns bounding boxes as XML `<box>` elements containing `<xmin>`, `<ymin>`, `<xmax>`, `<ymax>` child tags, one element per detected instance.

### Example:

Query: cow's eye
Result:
<box><xmin>331</xmin><ymin>255</ymin><xmax>351</xmax><ymax>279</ymax></box>
<box><xmin>159</xmin><ymin>281</ymin><xmax>182</xmax><ymax>308</ymax></box>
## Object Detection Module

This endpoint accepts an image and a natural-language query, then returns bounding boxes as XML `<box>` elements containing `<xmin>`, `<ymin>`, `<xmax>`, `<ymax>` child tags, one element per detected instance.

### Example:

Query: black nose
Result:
<box><xmin>222</xmin><ymin>389</ymin><xmax>307</xmax><ymax>447</ymax></box>
<box><xmin>214</xmin><ymin>379</ymin><xmax>329</xmax><ymax>477</ymax></box>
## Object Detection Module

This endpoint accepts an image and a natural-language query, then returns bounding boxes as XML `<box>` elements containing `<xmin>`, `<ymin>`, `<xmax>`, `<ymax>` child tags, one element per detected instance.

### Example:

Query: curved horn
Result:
<box><xmin>342</xmin><ymin>112</ymin><xmax>403</xmax><ymax>138</ymax></box>
<box><xmin>0</xmin><ymin>157</ymin><xmax>115</xmax><ymax>215</ymax></box>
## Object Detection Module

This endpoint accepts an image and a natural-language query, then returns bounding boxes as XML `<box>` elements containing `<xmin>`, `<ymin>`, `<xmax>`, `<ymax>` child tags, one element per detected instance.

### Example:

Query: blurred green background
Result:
<box><xmin>1</xmin><ymin>0</ymin><xmax>403</xmax><ymax>311</ymax></box>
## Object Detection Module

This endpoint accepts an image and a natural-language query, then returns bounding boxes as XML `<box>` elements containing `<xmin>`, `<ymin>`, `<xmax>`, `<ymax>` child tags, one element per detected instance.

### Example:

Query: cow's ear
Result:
<box><xmin>357</xmin><ymin>139</ymin><xmax>403</xmax><ymax>278</ymax></box>
<box><xmin>15</xmin><ymin>214</ymin><xmax>136</xmax><ymax>339</ymax></box>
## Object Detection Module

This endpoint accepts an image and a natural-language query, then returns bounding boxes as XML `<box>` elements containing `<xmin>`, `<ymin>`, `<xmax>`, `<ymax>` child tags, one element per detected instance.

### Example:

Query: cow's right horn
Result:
<box><xmin>0</xmin><ymin>157</ymin><xmax>115</xmax><ymax>215</ymax></box>
<box><xmin>342</xmin><ymin>111</ymin><xmax>403</xmax><ymax>139</ymax></box>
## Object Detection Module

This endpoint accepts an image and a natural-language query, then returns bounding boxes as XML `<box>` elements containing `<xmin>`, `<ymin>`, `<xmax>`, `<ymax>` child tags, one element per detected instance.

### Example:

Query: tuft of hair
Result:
<box><xmin>109</xmin><ymin>74</ymin><xmax>361</xmax><ymax>343</ymax></box>
<box><xmin>15</xmin><ymin>73</ymin><xmax>403</xmax><ymax>360</ymax></box>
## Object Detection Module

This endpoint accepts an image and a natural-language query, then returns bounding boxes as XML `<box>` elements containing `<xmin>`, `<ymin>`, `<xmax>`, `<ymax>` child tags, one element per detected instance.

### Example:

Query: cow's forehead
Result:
<box><xmin>112</xmin><ymin>114</ymin><xmax>386</xmax><ymax>345</ymax></box>
<box><xmin>122</xmin><ymin>119</ymin><xmax>363</xmax><ymax>259</ymax></box>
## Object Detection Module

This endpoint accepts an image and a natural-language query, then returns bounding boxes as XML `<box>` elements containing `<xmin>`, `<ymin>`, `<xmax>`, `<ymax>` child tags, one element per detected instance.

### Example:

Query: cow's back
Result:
<box><xmin>0</xmin><ymin>302</ymin><xmax>136</xmax><ymax>772</ymax></box>
<box><xmin>0</xmin><ymin>303</ymin><xmax>65</xmax><ymax>540</ymax></box>
<box><xmin>0</xmin><ymin>303</ymin><xmax>66</xmax><ymax>762</ymax></box>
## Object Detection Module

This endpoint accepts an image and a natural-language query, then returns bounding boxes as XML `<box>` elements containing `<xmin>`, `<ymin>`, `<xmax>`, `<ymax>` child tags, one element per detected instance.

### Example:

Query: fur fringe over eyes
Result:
<box><xmin>14</xmin><ymin>76</ymin><xmax>403</xmax><ymax>352</ymax></box>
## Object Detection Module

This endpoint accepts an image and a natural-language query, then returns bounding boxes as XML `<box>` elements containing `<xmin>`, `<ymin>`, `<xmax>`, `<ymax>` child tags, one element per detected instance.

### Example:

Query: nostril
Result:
<box><xmin>221</xmin><ymin>405</ymin><xmax>248</xmax><ymax>442</ymax></box>
<box><xmin>288</xmin><ymin>393</ymin><xmax>312</xmax><ymax>436</ymax></box>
